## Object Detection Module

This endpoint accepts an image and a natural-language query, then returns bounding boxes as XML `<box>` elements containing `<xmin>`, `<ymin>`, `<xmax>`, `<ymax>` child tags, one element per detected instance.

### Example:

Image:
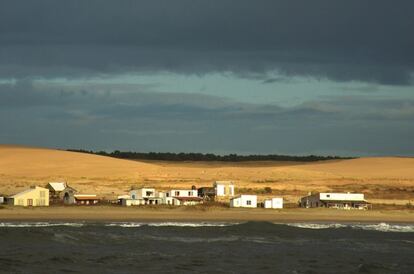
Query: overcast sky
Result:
<box><xmin>1</xmin><ymin>1</ymin><xmax>413</xmax><ymax>156</ymax></box>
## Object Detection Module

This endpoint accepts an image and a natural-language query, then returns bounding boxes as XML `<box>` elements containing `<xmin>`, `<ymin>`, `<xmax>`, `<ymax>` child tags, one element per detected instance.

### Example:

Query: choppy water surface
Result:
<box><xmin>0</xmin><ymin>221</ymin><xmax>413</xmax><ymax>273</ymax></box>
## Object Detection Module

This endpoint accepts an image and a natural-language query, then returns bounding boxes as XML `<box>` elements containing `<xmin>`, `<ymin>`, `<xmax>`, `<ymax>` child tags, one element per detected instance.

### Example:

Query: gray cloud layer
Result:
<box><xmin>1</xmin><ymin>0</ymin><xmax>413</xmax><ymax>84</ymax></box>
<box><xmin>1</xmin><ymin>1</ymin><xmax>414</xmax><ymax>155</ymax></box>
<box><xmin>1</xmin><ymin>81</ymin><xmax>413</xmax><ymax>155</ymax></box>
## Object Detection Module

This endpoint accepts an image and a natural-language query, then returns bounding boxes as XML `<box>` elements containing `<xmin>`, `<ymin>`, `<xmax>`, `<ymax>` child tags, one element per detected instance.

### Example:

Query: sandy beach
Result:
<box><xmin>1</xmin><ymin>145</ymin><xmax>414</xmax><ymax>207</ymax></box>
<box><xmin>1</xmin><ymin>206</ymin><xmax>413</xmax><ymax>223</ymax></box>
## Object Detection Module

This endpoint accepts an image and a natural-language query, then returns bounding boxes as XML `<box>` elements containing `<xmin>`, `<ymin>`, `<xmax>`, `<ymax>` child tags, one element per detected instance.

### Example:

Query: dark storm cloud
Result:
<box><xmin>0</xmin><ymin>0</ymin><xmax>413</xmax><ymax>84</ymax></box>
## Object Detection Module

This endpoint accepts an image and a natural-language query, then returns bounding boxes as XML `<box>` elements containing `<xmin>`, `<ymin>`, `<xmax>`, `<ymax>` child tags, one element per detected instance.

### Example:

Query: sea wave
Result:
<box><xmin>285</xmin><ymin>222</ymin><xmax>414</xmax><ymax>233</ymax></box>
<box><xmin>105</xmin><ymin>222</ymin><xmax>237</xmax><ymax>228</ymax></box>
<box><xmin>147</xmin><ymin>222</ymin><xmax>236</xmax><ymax>227</ymax></box>
<box><xmin>0</xmin><ymin>222</ymin><xmax>84</xmax><ymax>228</ymax></box>
<box><xmin>352</xmin><ymin>222</ymin><xmax>414</xmax><ymax>233</ymax></box>
<box><xmin>1</xmin><ymin>221</ymin><xmax>413</xmax><ymax>232</ymax></box>
<box><xmin>105</xmin><ymin>223</ymin><xmax>142</xmax><ymax>228</ymax></box>
<box><xmin>285</xmin><ymin>223</ymin><xmax>347</xmax><ymax>229</ymax></box>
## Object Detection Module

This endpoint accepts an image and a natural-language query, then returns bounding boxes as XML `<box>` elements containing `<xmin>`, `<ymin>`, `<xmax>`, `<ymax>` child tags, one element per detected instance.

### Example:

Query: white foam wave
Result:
<box><xmin>147</xmin><ymin>222</ymin><xmax>236</xmax><ymax>227</ymax></box>
<box><xmin>286</xmin><ymin>223</ymin><xmax>346</xmax><ymax>229</ymax></box>
<box><xmin>0</xmin><ymin>222</ymin><xmax>84</xmax><ymax>228</ymax></box>
<box><xmin>105</xmin><ymin>223</ymin><xmax>142</xmax><ymax>228</ymax></box>
<box><xmin>352</xmin><ymin>223</ymin><xmax>414</xmax><ymax>233</ymax></box>
<box><xmin>105</xmin><ymin>222</ymin><xmax>236</xmax><ymax>228</ymax></box>
<box><xmin>285</xmin><ymin>222</ymin><xmax>414</xmax><ymax>232</ymax></box>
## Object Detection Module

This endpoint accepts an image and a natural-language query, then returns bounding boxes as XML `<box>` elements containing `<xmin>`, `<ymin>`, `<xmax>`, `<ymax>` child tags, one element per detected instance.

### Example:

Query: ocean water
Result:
<box><xmin>0</xmin><ymin>222</ymin><xmax>413</xmax><ymax>274</ymax></box>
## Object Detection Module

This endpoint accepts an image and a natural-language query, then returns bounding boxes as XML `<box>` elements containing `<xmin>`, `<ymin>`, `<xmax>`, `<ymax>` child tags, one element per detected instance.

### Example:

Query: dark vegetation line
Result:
<box><xmin>67</xmin><ymin>149</ymin><xmax>354</xmax><ymax>162</ymax></box>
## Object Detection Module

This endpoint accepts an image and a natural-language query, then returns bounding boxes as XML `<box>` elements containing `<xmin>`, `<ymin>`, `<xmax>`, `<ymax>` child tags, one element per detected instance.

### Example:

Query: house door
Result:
<box><xmin>27</xmin><ymin>199</ymin><xmax>33</xmax><ymax>206</ymax></box>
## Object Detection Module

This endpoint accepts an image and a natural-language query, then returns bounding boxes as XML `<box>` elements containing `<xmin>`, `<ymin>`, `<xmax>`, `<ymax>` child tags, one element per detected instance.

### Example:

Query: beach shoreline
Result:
<box><xmin>1</xmin><ymin>206</ymin><xmax>413</xmax><ymax>223</ymax></box>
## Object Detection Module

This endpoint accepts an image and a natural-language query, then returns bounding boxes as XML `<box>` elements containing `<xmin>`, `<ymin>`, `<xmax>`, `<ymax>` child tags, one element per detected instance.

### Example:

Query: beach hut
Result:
<box><xmin>264</xmin><ymin>198</ymin><xmax>283</xmax><ymax>209</ymax></box>
<box><xmin>230</xmin><ymin>195</ymin><xmax>257</xmax><ymax>208</ymax></box>
<box><xmin>299</xmin><ymin>192</ymin><xmax>370</xmax><ymax>210</ymax></box>
<box><xmin>214</xmin><ymin>181</ymin><xmax>235</xmax><ymax>197</ymax></box>
<box><xmin>7</xmin><ymin>186</ymin><xmax>49</xmax><ymax>206</ymax></box>
<box><xmin>73</xmin><ymin>194</ymin><xmax>99</xmax><ymax>205</ymax></box>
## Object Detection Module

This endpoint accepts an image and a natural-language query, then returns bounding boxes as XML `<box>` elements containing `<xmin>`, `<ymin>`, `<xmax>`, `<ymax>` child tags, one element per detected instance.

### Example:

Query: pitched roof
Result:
<box><xmin>10</xmin><ymin>186</ymin><xmax>47</xmax><ymax>198</ymax></box>
<box><xmin>48</xmin><ymin>182</ymin><xmax>67</xmax><ymax>191</ymax></box>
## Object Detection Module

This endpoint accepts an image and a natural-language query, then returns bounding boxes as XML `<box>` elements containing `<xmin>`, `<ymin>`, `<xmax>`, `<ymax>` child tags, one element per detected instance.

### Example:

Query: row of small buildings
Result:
<box><xmin>119</xmin><ymin>181</ymin><xmax>284</xmax><ymax>209</ymax></box>
<box><xmin>0</xmin><ymin>180</ymin><xmax>371</xmax><ymax>210</ymax></box>
<box><xmin>1</xmin><ymin>182</ymin><xmax>99</xmax><ymax>206</ymax></box>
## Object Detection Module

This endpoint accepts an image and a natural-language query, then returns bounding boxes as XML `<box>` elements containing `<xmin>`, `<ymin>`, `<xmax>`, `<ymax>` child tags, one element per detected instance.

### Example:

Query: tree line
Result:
<box><xmin>67</xmin><ymin>149</ymin><xmax>353</xmax><ymax>162</ymax></box>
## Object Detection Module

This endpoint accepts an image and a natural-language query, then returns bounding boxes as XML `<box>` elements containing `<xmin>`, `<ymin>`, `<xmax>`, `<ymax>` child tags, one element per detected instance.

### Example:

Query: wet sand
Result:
<box><xmin>1</xmin><ymin>206</ymin><xmax>413</xmax><ymax>223</ymax></box>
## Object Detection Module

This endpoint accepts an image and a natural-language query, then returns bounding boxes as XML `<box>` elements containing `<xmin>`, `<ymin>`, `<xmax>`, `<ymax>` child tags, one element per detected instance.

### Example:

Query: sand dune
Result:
<box><xmin>0</xmin><ymin>145</ymin><xmax>413</xmax><ymax>204</ymax></box>
<box><xmin>300</xmin><ymin>157</ymin><xmax>414</xmax><ymax>179</ymax></box>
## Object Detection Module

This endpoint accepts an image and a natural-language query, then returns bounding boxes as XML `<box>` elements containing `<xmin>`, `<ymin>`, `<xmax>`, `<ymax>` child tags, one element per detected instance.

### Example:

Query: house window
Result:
<box><xmin>175</xmin><ymin>191</ymin><xmax>180</xmax><ymax>196</ymax></box>
<box><xmin>146</xmin><ymin>191</ymin><xmax>153</xmax><ymax>196</ymax></box>
<box><xmin>188</xmin><ymin>191</ymin><xmax>192</xmax><ymax>196</ymax></box>
<box><xmin>132</xmin><ymin>194</ymin><xmax>136</xmax><ymax>199</ymax></box>
<box><xmin>326</xmin><ymin>194</ymin><xmax>330</xmax><ymax>198</ymax></box>
<box><xmin>166</xmin><ymin>193</ymin><xmax>170</xmax><ymax>197</ymax></box>
<box><xmin>246</xmin><ymin>200</ymin><xmax>251</xmax><ymax>205</ymax></box>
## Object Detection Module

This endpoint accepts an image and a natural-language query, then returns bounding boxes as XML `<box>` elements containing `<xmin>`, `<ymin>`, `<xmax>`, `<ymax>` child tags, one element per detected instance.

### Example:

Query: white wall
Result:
<box><xmin>264</xmin><ymin>198</ymin><xmax>283</xmax><ymax>209</ymax></box>
<box><xmin>167</xmin><ymin>190</ymin><xmax>197</xmax><ymax>197</ymax></box>
<box><xmin>300</xmin><ymin>192</ymin><xmax>366</xmax><ymax>208</ymax></box>
<box><xmin>320</xmin><ymin>193</ymin><xmax>365</xmax><ymax>201</ymax></box>
<box><xmin>165</xmin><ymin>197</ymin><xmax>202</xmax><ymax>206</ymax></box>
<box><xmin>122</xmin><ymin>199</ymin><xmax>143</xmax><ymax>206</ymax></box>
<box><xmin>130</xmin><ymin>188</ymin><xmax>156</xmax><ymax>199</ymax></box>
<box><xmin>230</xmin><ymin>195</ymin><xmax>257</xmax><ymax>208</ymax></box>
<box><xmin>214</xmin><ymin>182</ymin><xmax>235</xmax><ymax>197</ymax></box>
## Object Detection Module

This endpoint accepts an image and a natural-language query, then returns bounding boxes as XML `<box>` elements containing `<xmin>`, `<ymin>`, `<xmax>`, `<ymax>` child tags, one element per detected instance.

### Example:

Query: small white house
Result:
<box><xmin>125</xmin><ymin>187</ymin><xmax>164</xmax><ymax>205</ymax></box>
<box><xmin>0</xmin><ymin>196</ymin><xmax>4</xmax><ymax>204</ymax></box>
<box><xmin>264</xmin><ymin>198</ymin><xmax>283</xmax><ymax>209</ymax></box>
<box><xmin>165</xmin><ymin>189</ymin><xmax>199</xmax><ymax>206</ymax></box>
<box><xmin>300</xmin><ymin>192</ymin><xmax>370</xmax><ymax>209</ymax></box>
<box><xmin>230</xmin><ymin>195</ymin><xmax>257</xmax><ymax>208</ymax></box>
<box><xmin>214</xmin><ymin>181</ymin><xmax>235</xmax><ymax>197</ymax></box>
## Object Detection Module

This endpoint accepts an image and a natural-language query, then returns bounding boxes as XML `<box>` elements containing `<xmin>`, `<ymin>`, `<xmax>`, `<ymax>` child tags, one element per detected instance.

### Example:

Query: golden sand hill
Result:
<box><xmin>0</xmin><ymin>145</ymin><xmax>413</xmax><ymax>204</ymax></box>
